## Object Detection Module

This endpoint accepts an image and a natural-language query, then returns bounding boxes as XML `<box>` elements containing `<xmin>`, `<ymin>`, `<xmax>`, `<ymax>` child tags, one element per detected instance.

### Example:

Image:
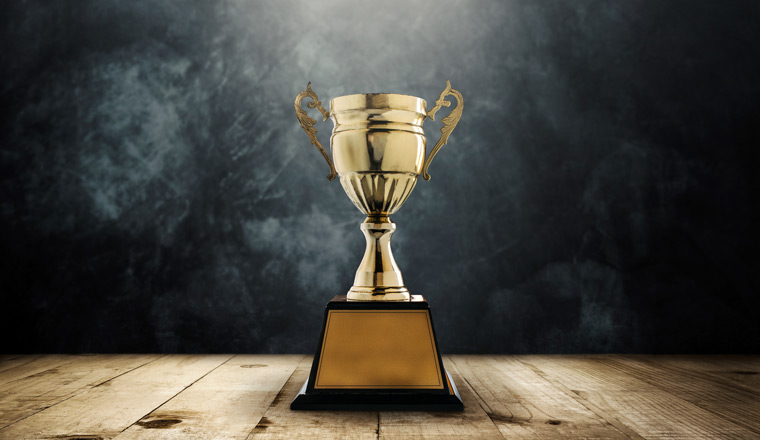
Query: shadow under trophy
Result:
<box><xmin>291</xmin><ymin>82</ymin><xmax>464</xmax><ymax>411</ymax></box>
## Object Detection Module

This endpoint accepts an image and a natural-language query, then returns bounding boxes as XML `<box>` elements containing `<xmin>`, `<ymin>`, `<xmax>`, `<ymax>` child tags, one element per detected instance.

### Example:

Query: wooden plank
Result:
<box><xmin>0</xmin><ymin>354</ymin><xmax>159</xmax><ymax>430</ymax></box>
<box><xmin>0</xmin><ymin>354</ymin><xmax>232</xmax><ymax>440</ymax></box>
<box><xmin>520</xmin><ymin>355</ymin><xmax>757</xmax><ymax>439</ymax></box>
<box><xmin>247</xmin><ymin>357</ymin><xmax>379</xmax><ymax>440</ymax></box>
<box><xmin>618</xmin><ymin>355</ymin><xmax>760</xmax><ymax>394</ymax></box>
<box><xmin>0</xmin><ymin>354</ymin><xmax>756</xmax><ymax>439</ymax></box>
<box><xmin>0</xmin><ymin>355</ymin><xmax>44</xmax><ymax>375</ymax></box>
<box><xmin>450</xmin><ymin>355</ymin><xmax>635</xmax><ymax>439</ymax></box>
<box><xmin>0</xmin><ymin>355</ymin><xmax>77</xmax><ymax>386</ymax></box>
<box><xmin>113</xmin><ymin>355</ymin><xmax>303</xmax><ymax>440</ymax></box>
<box><xmin>378</xmin><ymin>357</ymin><xmax>504</xmax><ymax>440</ymax></box>
<box><xmin>601</xmin><ymin>355</ymin><xmax>760</xmax><ymax>436</ymax></box>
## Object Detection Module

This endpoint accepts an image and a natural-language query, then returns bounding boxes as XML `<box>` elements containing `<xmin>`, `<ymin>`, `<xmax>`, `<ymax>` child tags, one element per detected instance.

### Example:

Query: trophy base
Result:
<box><xmin>291</xmin><ymin>370</ymin><xmax>464</xmax><ymax>411</ymax></box>
<box><xmin>290</xmin><ymin>295</ymin><xmax>463</xmax><ymax>412</ymax></box>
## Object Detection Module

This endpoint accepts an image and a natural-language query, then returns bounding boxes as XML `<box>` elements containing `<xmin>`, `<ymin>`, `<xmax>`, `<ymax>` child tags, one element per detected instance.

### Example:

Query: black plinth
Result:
<box><xmin>291</xmin><ymin>295</ymin><xmax>464</xmax><ymax>411</ymax></box>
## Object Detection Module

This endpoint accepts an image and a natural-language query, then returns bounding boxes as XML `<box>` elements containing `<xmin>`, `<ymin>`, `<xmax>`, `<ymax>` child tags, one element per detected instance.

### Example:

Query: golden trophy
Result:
<box><xmin>291</xmin><ymin>82</ymin><xmax>464</xmax><ymax>410</ymax></box>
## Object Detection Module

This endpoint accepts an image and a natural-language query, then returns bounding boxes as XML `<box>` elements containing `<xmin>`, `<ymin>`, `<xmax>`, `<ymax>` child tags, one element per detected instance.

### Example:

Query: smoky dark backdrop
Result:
<box><xmin>1</xmin><ymin>0</ymin><xmax>758</xmax><ymax>354</ymax></box>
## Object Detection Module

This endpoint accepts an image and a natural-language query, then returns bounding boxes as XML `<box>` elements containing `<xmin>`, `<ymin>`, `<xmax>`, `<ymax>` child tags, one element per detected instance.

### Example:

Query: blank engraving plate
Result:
<box><xmin>315</xmin><ymin>310</ymin><xmax>443</xmax><ymax>389</ymax></box>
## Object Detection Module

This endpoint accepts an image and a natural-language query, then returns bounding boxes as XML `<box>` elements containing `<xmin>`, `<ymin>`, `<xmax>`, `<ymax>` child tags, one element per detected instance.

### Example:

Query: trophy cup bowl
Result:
<box><xmin>291</xmin><ymin>81</ymin><xmax>464</xmax><ymax>410</ymax></box>
<box><xmin>295</xmin><ymin>82</ymin><xmax>463</xmax><ymax>302</ymax></box>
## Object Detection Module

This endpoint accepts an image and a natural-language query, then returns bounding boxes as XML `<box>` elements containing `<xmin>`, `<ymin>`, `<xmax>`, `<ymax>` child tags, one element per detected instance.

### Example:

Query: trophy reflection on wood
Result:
<box><xmin>291</xmin><ymin>82</ymin><xmax>464</xmax><ymax>411</ymax></box>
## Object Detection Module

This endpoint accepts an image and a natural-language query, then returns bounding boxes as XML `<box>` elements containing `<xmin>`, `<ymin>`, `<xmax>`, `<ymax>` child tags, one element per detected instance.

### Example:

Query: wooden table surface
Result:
<box><xmin>0</xmin><ymin>355</ymin><xmax>758</xmax><ymax>439</ymax></box>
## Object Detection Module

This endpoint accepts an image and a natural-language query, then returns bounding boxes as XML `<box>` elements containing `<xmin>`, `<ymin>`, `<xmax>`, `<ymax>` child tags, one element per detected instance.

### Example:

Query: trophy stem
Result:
<box><xmin>347</xmin><ymin>218</ymin><xmax>410</xmax><ymax>301</ymax></box>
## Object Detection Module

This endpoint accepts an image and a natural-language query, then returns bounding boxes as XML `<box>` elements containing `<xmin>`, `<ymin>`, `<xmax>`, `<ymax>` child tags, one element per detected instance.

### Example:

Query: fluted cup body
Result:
<box><xmin>330</xmin><ymin>94</ymin><xmax>427</xmax><ymax>221</ymax></box>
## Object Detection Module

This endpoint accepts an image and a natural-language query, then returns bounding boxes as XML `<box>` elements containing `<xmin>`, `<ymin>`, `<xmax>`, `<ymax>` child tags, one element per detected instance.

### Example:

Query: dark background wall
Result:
<box><xmin>1</xmin><ymin>0</ymin><xmax>758</xmax><ymax>354</ymax></box>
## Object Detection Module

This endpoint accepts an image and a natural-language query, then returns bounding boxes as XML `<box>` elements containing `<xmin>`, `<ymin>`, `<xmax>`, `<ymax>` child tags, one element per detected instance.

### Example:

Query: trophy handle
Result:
<box><xmin>295</xmin><ymin>82</ymin><xmax>336</xmax><ymax>181</ymax></box>
<box><xmin>422</xmin><ymin>80</ymin><xmax>463</xmax><ymax>181</ymax></box>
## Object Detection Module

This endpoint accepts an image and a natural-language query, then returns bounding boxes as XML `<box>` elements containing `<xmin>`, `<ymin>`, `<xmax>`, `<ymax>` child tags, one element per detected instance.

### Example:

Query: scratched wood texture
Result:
<box><xmin>0</xmin><ymin>355</ymin><xmax>758</xmax><ymax>439</ymax></box>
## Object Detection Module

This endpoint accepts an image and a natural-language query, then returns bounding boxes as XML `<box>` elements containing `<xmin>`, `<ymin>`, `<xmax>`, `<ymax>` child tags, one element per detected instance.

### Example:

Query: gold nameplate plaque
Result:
<box><xmin>316</xmin><ymin>309</ymin><xmax>442</xmax><ymax>389</ymax></box>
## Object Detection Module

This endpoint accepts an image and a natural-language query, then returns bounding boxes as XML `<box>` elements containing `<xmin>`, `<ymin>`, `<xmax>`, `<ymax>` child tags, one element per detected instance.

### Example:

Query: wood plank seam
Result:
<box><xmin>0</xmin><ymin>355</ymin><xmax>163</xmax><ymax>431</ymax></box>
<box><xmin>527</xmin><ymin>355</ymin><xmax>759</xmax><ymax>438</ymax></box>
<box><xmin>450</xmin><ymin>355</ymin><xmax>637</xmax><ymax>439</ymax></box>
<box><xmin>609</xmin><ymin>355</ymin><xmax>760</xmax><ymax>398</ymax></box>
<box><xmin>245</xmin><ymin>355</ymin><xmax>307</xmax><ymax>438</ymax></box>
<box><xmin>111</xmin><ymin>354</ymin><xmax>304</xmax><ymax>440</ymax></box>
<box><xmin>88</xmin><ymin>355</ymin><xmax>165</xmax><ymax>389</ymax></box>
<box><xmin>0</xmin><ymin>355</ymin><xmax>79</xmax><ymax>387</ymax></box>
<box><xmin>0</xmin><ymin>355</ymin><xmax>43</xmax><ymax>375</ymax></box>
<box><xmin>113</xmin><ymin>354</ymin><xmax>235</xmax><ymax>437</ymax></box>
<box><xmin>516</xmin><ymin>358</ymin><xmax>645</xmax><ymax>440</ymax></box>
<box><xmin>601</xmin><ymin>356</ymin><xmax>760</xmax><ymax>437</ymax></box>
<box><xmin>248</xmin><ymin>357</ymin><xmax>380</xmax><ymax>439</ymax></box>
<box><xmin>458</xmin><ymin>374</ymin><xmax>494</xmax><ymax>415</ymax></box>
<box><xmin>444</xmin><ymin>357</ymin><xmax>508</xmax><ymax>439</ymax></box>
<box><xmin>375</xmin><ymin>411</ymin><xmax>380</xmax><ymax>440</ymax></box>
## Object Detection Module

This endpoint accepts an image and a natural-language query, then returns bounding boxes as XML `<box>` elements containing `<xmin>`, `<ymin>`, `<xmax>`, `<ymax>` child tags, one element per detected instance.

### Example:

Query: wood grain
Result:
<box><xmin>1</xmin><ymin>355</ymin><xmax>758</xmax><ymax>439</ymax></box>
<box><xmin>601</xmin><ymin>355</ymin><xmax>760</xmax><ymax>437</ymax></box>
<box><xmin>0</xmin><ymin>355</ymin><xmax>76</xmax><ymax>386</ymax></box>
<box><xmin>612</xmin><ymin>354</ymin><xmax>760</xmax><ymax>394</ymax></box>
<box><xmin>452</xmin><ymin>355</ymin><xmax>635</xmax><ymax>439</ymax></box>
<box><xmin>246</xmin><ymin>357</ymin><xmax>379</xmax><ymax>440</ymax></box>
<box><xmin>0</xmin><ymin>354</ymin><xmax>231</xmax><ymax>440</ymax></box>
<box><xmin>0</xmin><ymin>354</ymin><xmax>159</xmax><ymax>430</ymax></box>
<box><xmin>113</xmin><ymin>354</ymin><xmax>303</xmax><ymax>440</ymax></box>
<box><xmin>520</xmin><ymin>355</ymin><xmax>759</xmax><ymax>439</ymax></box>
<box><xmin>378</xmin><ymin>358</ymin><xmax>503</xmax><ymax>439</ymax></box>
<box><xmin>0</xmin><ymin>355</ymin><xmax>44</xmax><ymax>375</ymax></box>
